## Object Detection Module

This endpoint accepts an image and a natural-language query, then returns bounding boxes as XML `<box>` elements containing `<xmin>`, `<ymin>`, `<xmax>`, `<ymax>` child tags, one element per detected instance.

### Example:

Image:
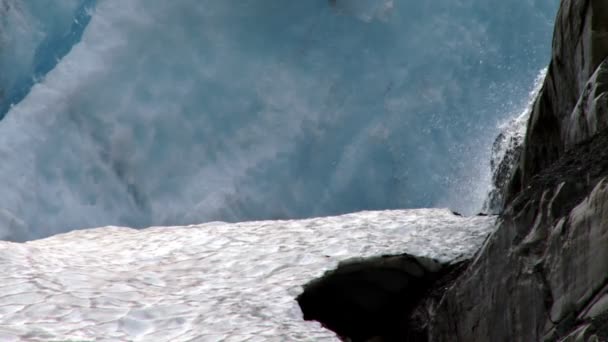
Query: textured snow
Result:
<box><xmin>0</xmin><ymin>209</ymin><xmax>495</xmax><ymax>341</ymax></box>
<box><xmin>0</xmin><ymin>1</ymin><xmax>557</xmax><ymax>241</ymax></box>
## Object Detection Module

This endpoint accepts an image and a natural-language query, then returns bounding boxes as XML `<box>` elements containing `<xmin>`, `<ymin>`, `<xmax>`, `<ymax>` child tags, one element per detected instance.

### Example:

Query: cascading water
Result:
<box><xmin>0</xmin><ymin>0</ymin><xmax>559</xmax><ymax>241</ymax></box>
<box><xmin>483</xmin><ymin>68</ymin><xmax>547</xmax><ymax>213</ymax></box>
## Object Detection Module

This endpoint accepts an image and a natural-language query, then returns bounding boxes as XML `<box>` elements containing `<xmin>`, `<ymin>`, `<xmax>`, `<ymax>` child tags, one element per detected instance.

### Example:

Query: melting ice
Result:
<box><xmin>0</xmin><ymin>0</ymin><xmax>557</xmax><ymax>241</ymax></box>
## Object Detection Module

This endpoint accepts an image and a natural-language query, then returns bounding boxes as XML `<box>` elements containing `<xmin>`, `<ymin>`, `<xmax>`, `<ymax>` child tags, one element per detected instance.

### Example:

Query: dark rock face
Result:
<box><xmin>429</xmin><ymin>128</ymin><xmax>608</xmax><ymax>341</ymax></box>
<box><xmin>427</xmin><ymin>0</ymin><xmax>608</xmax><ymax>340</ymax></box>
<box><xmin>297</xmin><ymin>254</ymin><xmax>467</xmax><ymax>342</ymax></box>
<box><xmin>508</xmin><ymin>0</ymin><xmax>608</xmax><ymax>199</ymax></box>
<box><xmin>298</xmin><ymin>0</ymin><xmax>608</xmax><ymax>340</ymax></box>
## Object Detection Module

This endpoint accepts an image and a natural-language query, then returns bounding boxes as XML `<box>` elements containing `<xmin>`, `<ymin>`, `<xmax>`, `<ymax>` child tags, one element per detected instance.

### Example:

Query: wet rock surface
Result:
<box><xmin>428</xmin><ymin>0</ymin><xmax>608</xmax><ymax>340</ymax></box>
<box><xmin>484</xmin><ymin>117</ymin><xmax>526</xmax><ymax>213</ymax></box>
<box><xmin>429</xmin><ymin>132</ymin><xmax>608</xmax><ymax>341</ymax></box>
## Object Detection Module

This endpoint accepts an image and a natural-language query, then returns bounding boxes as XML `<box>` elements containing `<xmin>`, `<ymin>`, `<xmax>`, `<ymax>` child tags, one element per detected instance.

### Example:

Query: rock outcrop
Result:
<box><xmin>429</xmin><ymin>0</ymin><xmax>608</xmax><ymax>339</ymax></box>
<box><xmin>297</xmin><ymin>254</ymin><xmax>468</xmax><ymax>342</ymax></box>
<box><xmin>508</xmin><ymin>0</ymin><xmax>608</xmax><ymax>199</ymax></box>
<box><xmin>429</xmin><ymin>128</ymin><xmax>608</xmax><ymax>341</ymax></box>
<box><xmin>298</xmin><ymin>0</ymin><xmax>608</xmax><ymax>340</ymax></box>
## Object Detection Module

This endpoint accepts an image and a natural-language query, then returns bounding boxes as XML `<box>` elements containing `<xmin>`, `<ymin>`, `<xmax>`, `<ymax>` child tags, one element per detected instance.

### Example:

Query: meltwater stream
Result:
<box><xmin>0</xmin><ymin>0</ymin><xmax>558</xmax><ymax>241</ymax></box>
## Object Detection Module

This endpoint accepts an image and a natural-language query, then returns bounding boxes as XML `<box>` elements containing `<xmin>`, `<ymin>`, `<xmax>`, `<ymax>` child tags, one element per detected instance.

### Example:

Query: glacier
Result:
<box><xmin>0</xmin><ymin>209</ymin><xmax>495</xmax><ymax>341</ymax></box>
<box><xmin>0</xmin><ymin>0</ymin><xmax>562</xmax><ymax>340</ymax></box>
<box><xmin>0</xmin><ymin>0</ymin><xmax>558</xmax><ymax>241</ymax></box>
<box><xmin>0</xmin><ymin>0</ymin><xmax>93</xmax><ymax>116</ymax></box>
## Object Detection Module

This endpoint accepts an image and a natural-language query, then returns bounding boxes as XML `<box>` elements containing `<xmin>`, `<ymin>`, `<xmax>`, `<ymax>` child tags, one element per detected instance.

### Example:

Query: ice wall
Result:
<box><xmin>0</xmin><ymin>0</ymin><xmax>558</xmax><ymax>240</ymax></box>
<box><xmin>0</xmin><ymin>0</ymin><xmax>93</xmax><ymax>116</ymax></box>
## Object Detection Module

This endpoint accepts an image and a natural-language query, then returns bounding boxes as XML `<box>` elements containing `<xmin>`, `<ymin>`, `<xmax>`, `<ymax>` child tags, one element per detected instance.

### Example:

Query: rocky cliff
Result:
<box><xmin>508</xmin><ymin>0</ymin><xmax>608</xmax><ymax>199</ymax></box>
<box><xmin>298</xmin><ymin>0</ymin><xmax>608</xmax><ymax>340</ymax></box>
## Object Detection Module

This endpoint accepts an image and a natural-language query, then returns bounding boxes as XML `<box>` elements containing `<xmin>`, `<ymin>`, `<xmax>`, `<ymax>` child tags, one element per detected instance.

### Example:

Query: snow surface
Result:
<box><xmin>0</xmin><ymin>209</ymin><xmax>495</xmax><ymax>341</ymax></box>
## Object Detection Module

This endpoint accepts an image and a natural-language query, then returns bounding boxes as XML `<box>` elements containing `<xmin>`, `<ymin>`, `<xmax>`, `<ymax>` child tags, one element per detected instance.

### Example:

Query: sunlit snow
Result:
<box><xmin>0</xmin><ymin>209</ymin><xmax>495</xmax><ymax>341</ymax></box>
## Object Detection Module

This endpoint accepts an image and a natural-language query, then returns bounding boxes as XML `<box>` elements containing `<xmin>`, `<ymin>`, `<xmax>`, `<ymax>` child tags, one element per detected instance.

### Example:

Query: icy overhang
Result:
<box><xmin>0</xmin><ymin>209</ymin><xmax>495</xmax><ymax>341</ymax></box>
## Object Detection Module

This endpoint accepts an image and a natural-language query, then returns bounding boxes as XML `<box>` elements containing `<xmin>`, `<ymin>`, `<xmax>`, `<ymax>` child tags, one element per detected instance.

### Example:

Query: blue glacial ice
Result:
<box><xmin>0</xmin><ymin>0</ymin><xmax>94</xmax><ymax>116</ymax></box>
<box><xmin>0</xmin><ymin>0</ymin><xmax>558</xmax><ymax>241</ymax></box>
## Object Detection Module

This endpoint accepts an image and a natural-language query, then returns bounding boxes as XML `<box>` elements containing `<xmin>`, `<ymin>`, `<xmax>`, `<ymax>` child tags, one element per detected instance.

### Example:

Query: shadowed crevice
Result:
<box><xmin>297</xmin><ymin>254</ymin><xmax>468</xmax><ymax>342</ymax></box>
